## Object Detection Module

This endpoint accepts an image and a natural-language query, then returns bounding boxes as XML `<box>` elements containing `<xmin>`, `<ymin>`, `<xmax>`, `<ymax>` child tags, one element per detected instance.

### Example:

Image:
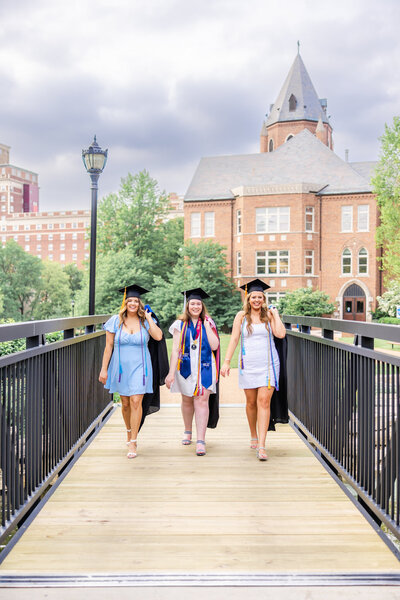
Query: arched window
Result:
<box><xmin>342</xmin><ymin>248</ymin><xmax>351</xmax><ymax>274</ymax></box>
<box><xmin>269</xmin><ymin>139</ymin><xmax>274</xmax><ymax>152</ymax></box>
<box><xmin>358</xmin><ymin>247</ymin><xmax>368</xmax><ymax>274</ymax></box>
<box><xmin>289</xmin><ymin>94</ymin><xmax>297</xmax><ymax>111</ymax></box>
<box><xmin>285</xmin><ymin>134</ymin><xmax>294</xmax><ymax>142</ymax></box>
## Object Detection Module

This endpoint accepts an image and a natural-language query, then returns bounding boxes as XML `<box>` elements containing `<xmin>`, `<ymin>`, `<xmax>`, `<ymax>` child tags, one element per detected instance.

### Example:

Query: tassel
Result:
<box><xmin>245</xmin><ymin>284</ymin><xmax>247</xmax><ymax>299</ymax></box>
<box><xmin>120</xmin><ymin>286</ymin><xmax>127</xmax><ymax>311</ymax></box>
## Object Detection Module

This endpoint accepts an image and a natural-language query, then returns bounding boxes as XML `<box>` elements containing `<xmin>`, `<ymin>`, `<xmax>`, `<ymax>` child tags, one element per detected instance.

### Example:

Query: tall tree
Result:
<box><xmin>148</xmin><ymin>240</ymin><xmax>242</xmax><ymax>330</ymax></box>
<box><xmin>33</xmin><ymin>261</ymin><xmax>72</xmax><ymax>320</ymax></box>
<box><xmin>96</xmin><ymin>170</ymin><xmax>171</xmax><ymax>261</ymax></box>
<box><xmin>373</xmin><ymin>116</ymin><xmax>400</xmax><ymax>282</ymax></box>
<box><xmin>63</xmin><ymin>263</ymin><xmax>84</xmax><ymax>299</ymax></box>
<box><xmin>0</xmin><ymin>240</ymin><xmax>42</xmax><ymax>320</ymax></box>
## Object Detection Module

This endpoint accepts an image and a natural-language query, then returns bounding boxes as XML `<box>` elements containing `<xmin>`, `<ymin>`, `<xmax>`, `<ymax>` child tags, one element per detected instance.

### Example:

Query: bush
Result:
<box><xmin>278</xmin><ymin>287</ymin><xmax>335</xmax><ymax>317</ymax></box>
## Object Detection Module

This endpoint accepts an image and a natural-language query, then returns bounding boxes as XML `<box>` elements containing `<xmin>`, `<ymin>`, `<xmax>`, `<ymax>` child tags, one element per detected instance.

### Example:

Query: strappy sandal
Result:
<box><xmin>196</xmin><ymin>440</ymin><xmax>206</xmax><ymax>456</ymax></box>
<box><xmin>257</xmin><ymin>446</ymin><xmax>268</xmax><ymax>461</ymax></box>
<box><xmin>126</xmin><ymin>429</ymin><xmax>132</xmax><ymax>445</ymax></box>
<box><xmin>127</xmin><ymin>439</ymin><xmax>137</xmax><ymax>459</ymax></box>
<box><xmin>182</xmin><ymin>430</ymin><xmax>192</xmax><ymax>445</ymax></box>
<box><xmin>250</xmin><ymin>437</ymin><xmax>258</xmax><ymax>449</ymax></box>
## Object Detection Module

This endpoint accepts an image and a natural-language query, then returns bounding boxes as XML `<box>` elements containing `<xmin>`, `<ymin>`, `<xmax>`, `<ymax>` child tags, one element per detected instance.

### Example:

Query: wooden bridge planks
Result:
<box><xmin>0</xmin><ymin>406</ymin><xmax>399</xmax><ymax>574</ymax></box>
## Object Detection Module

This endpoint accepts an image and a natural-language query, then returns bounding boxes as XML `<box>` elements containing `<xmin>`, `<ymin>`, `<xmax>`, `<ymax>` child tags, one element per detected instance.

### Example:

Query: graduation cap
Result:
<box><xmin>240</xmin><ymin>278</ymin><xmax>270</xmax><ymax>295</ymax></box>
<box><xmin>182</xmin><ymin>288</ymin><xmax>210</xmax><ymax>302</ymax></box>
<box><xmin>119</xmin><ymin>284</ymin><xmax>149</xmax><ymax>308</ymax></box>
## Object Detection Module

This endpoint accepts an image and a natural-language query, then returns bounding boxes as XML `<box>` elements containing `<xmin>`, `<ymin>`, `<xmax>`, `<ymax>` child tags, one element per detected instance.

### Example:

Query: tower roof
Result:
<box><xmin>265</xmin><ymin>53</ymin><xmax>329</xmax><ymax>127</ymax></box>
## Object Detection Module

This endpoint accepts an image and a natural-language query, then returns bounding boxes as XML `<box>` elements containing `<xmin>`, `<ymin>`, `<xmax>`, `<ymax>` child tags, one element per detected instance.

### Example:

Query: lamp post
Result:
<box><xmin>82</xmin><ymin>136</ymin><xmax>108</xmax><ymax>315</ymax></box>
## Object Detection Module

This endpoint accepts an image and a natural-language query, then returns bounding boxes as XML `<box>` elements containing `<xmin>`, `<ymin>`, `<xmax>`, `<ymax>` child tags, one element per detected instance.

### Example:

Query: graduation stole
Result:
<box><xmin>177</xmin><ymin>318</ymin><xmax>215</xmax><ymax>395</ymax></box>
<box><xmin>239</xmin><ymin>318</ymin><xmax>279</xmax><ymax>391</ymax></box>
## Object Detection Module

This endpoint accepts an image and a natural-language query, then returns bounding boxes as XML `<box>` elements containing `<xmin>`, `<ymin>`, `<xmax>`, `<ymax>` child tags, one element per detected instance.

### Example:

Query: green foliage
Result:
<box><xmin>75</xmin><ymin>247</ymin><xmax>154</xmax><ymax>316</ymax></box>
<box><xmin>33</xmin><ymin>261</ymin><xmax>72</xmax><ymax>320</ymax></box>
<box><xmin>374</xmin><ymin>317</ymin><xmax>400</xmax><ymax>324</ymax></box>
<box><xmin>0</xmin><ymin>240</ymin><xmax>42</xmax><ymax>320</ymax></box>
<box><xmin>63</xmin><ymin>263</ymin><xmax>84</xmax><ymax>297</ymax></box>
<box><xmin>148</xmin><ymin>240</ymin><xmax>242</xmax><ymax>330</ymax></box>
<box><xmin>97</xmin><ymin>170</ymin><xmax>172</xmax><ymax>260</ymax></box>
<box><xmin>373</xmin><ymin>117</ymin><xmax>400</xmax><ymax>282</ymax></box>
<box><xmin>376</xmin><ymin>280</ymin><xmax>400</xmax><ymax>318</ymax></box>
<box><xmin>278</xmin><ymin>287</ymin><xmax>335</xmax><ymax>317</ymax></box>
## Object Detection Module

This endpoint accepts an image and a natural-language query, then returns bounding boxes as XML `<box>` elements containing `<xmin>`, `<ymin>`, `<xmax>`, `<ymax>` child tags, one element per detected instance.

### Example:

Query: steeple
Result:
<box><xmin>260</xmin><ymin>51</ymin><xmax>333</xmax><ymax>152</ymax></box>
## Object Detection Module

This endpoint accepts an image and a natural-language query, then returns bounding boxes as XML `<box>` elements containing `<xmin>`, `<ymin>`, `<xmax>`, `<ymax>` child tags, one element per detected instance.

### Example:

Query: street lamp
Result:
<box><xmin>82</xmin><ymin>135</ymin><xmax>108</xmax><ymax>315</ymax></box>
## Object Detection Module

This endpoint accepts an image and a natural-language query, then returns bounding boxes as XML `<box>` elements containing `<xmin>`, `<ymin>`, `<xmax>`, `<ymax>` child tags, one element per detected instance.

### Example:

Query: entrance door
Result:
<box><xmin>343</xmin><ymin>284</ymin><xmax>366</xmax><ymax>321</ymax></box>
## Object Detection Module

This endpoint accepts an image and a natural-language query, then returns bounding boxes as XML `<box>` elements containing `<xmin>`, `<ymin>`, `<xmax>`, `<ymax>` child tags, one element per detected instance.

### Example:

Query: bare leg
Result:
<box><xmin>244</xmin><ymin>388</ymin><xmax>258</xmax><ymax>442</ymax></box>
<box><xmin>181</xmin><ymin>394</ymin><xmax>195</xmax><ymax>441</ymax></box>
<box><xmin>128</xmin><ymin>394</ymin><xmax>144</xmax><ymax>455</ymax></box>
<box><xmin>257</xmin><ymin>386</ymin><xmax>274</xmax><ymax>459</ymax></box>
<box><xmin>194</xmin><ymin>390</ymin><xmax>210</xmax><ymax>444</ymax></box>
<box><xmin>120</xmin><ymin>396</ymin><xmax>131</xmax><ymax>442</ymax></box>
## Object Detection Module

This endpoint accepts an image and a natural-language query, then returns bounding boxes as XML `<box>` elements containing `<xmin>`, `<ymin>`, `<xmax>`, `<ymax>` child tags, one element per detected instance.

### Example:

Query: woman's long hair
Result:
<box><xmin>179</xmin><ymin>300</ymin><xmax>208</xmax><ymax>323</ymax></box>
<box><xmin>118</xmin><ymin>298</ymin><xmax>146</xmax><ymax>327</ymax></box>
<box><xmin>243</xmin><ymin>292</ymin><xmax>271</xmax><ymax>334</ymax></box>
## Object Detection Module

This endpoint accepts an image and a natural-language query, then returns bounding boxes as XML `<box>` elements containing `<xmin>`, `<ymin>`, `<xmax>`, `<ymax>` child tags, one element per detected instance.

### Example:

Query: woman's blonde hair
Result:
<box><xmin>118</xmin><ymin>297</ymin><xmax>146</xmax><ymax>327</ymax></box>
<box><xmin>243</xmin><ymin>292</ymin><xmax>271</xmax><ymax>334</ymax></box>
<box><xmin>179</xmin><ymin>300</ymin><xmax>209</xmax><ymax>322</ymax></box>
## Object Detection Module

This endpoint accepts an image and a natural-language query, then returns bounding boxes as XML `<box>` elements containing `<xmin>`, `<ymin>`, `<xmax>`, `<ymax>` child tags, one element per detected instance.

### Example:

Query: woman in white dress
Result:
<box><xmin>221</xmin><ymin>279</ymin><xmax>286</xmax><ymax>461</ymax></box>
<box><xmin>165</xmin><ymin>288</ymin><xmax>220</xmax><ymax>456</ymax></box>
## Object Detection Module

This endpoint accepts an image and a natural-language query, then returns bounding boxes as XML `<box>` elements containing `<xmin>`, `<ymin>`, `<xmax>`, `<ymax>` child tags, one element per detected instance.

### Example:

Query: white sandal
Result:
<box><xmin>127</xmin><ymin>439</ymin><xmax>137</xmax><ymax>459</ymax></box>
<box><xmin>126</xmin><ymin>429</ymin><xmax>132</xmax><ymax>445</ymax></box>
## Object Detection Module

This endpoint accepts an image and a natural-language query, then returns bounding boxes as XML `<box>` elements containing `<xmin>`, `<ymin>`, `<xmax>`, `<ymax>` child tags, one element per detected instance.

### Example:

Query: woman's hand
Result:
<box><xmin>165</xmin><ymin>373</ymin><xmax>174</xmax><ymax>389</ymax></box>
<box><xmin>220</xmin><ymin>361</ymin><xmax>230</xmax><ymax>377</ymax></box>
<box><xmin>144</xmin><ymin>309</ymin><xmax>153</xmax><ymax>322</ymax></box>
<box><xmin>99</xmin><ymin>369</ymin><xmax>108</xmax><ymax>384</ymax></box>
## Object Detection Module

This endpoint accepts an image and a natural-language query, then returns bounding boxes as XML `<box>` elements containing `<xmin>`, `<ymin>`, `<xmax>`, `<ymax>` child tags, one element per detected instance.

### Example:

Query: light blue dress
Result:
<box><xmin>104</xmin><ymin>315</ymin><xmax>153</xmax><ymax>396</ymax></box>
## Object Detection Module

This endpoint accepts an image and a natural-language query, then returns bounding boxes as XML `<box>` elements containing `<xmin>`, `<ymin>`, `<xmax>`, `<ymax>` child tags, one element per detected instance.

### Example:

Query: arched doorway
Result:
<box><xmin>343</xmin><ymin>283</ymin><xmax>366</xmax><ymax>321</ymax></box>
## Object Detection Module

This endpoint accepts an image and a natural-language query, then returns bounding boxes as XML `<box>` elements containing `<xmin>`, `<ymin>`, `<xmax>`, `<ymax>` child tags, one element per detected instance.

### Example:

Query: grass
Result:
<box><xmin>339</xmin><ymin>332</ymin><xmax>400</xmax><ymax>352</ymax></box>
<box><xmin>165</xmin><ymin>332</ymin><xmax>240</xmax><ymax>366</ymax></box>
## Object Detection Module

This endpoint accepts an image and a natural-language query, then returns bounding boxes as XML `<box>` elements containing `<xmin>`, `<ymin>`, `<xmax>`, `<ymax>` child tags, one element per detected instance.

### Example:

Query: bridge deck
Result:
<box><xmin>0</xmin><ymin>392</ymin><xmax>399</xmax><ymax>575</ymax></box>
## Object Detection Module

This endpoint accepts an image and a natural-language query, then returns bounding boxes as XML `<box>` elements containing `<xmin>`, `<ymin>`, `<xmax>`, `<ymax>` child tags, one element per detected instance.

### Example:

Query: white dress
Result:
<box><xmin>238</xmin><ymin>322</ymin><xmax>280</xmax><ymax>390</ymax></box>
<box><xmin>169</xmin><ymin>319</ymin><xmax>217</xmax><ymax>396</ymax></box>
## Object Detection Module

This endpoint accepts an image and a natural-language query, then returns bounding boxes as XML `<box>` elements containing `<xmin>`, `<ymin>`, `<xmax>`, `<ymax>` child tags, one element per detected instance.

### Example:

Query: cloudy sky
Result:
<box><xmin>1</xmin><ymin>0</ymin><xmax>399</xmax><ymax>211</ymax></box>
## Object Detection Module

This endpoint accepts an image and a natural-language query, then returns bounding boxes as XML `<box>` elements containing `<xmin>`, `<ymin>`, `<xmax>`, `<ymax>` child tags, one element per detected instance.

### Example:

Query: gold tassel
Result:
<box><xmin>245</xmin><ymin>284</ymin><xmax>247</xmax><ymax>299</ymax></box>
<box><xmin>120</xmin><ymin>287</ymin><xmax>127</xmax><ymax>311</ymax></box>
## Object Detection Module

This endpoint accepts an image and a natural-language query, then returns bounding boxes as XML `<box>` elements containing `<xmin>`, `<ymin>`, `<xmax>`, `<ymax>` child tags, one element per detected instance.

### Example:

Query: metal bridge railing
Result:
<box><xmin>0</xmin><ymin>315</ymin><xmax>112</xmax><ymax>545</ymax></box>
<box><xmin>283</xmin><ymin>315</ymin><xmax>399</xmax><ymax>542</ymax></box>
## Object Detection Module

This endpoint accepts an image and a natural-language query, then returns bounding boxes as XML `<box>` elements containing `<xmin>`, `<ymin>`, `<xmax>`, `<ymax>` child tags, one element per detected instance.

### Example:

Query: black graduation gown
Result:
<box><xmin>268</xmin><ymin>335</ymin><xmax>289</xmax><ymax>431</ymax></box>
<box><xmin>139</xmin><ymin>312</ymin><xmax>169</xmax><ymax>430</ymax></box>
<box><xmin>206</xmin><ymin>322</ymin><xmax>220</xmax><ymax>429</ymax></box>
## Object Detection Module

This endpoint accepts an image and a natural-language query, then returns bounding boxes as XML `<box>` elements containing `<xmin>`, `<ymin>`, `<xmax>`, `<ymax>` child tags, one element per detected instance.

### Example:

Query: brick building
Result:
<box><xmin>184</xmin><ymin>52</ymin><xmax>380</xmax><ymax>321</ymax></box>
<box><xmin>0</xmin><ymin>143</ymin><xmax>39</xmax><ymax>214</ymax></box>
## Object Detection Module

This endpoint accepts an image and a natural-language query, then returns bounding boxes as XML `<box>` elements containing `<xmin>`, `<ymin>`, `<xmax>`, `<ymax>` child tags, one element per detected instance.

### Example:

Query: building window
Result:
<box><xmin>341</xmin><ymin>206</ymin><xmax>353</xmax><ymax>232</ymax></box>
<box><xmin>342</xmin><ymin>248</ymin><xmax>352</xmax><ymax>274</ymax></box>
<box><xmin>1</xmin><ymin>206</ymin><xmax>5</xmax><ymax>212</ymax></box>
<box><xmin>85</xmin><ymin>253</ymin><xmax>89</xmax><ymax>259</ymax></box>
<box><xmin>358</xmin><ymin>248</ymin><xmax>368</xmax><ymax>274</ymax></box>
<box><xmin>236</xmin><ymin>251</ymin><xmax>241</xmax><ymax>276</ymax></box>
<box><xmin>60</xmin><ymin>254</ymin><xmax>65</xmax><ymax>261</ymax></box>
<box><xmin>25</xmin><ymin>245</ymin><xmax>30</xmax><ymax>251</ymax></box>
<box><xmin>267</xmin><ymin>292</ymin><xmax>285</xmax><ymax>306</ymax></box>
<box><xmin>256</xmin><ymin>250</ymin><xmax>289</xmax><ymax>276</ymax></box>
<box><xmin>72</xmin><ymin>222</ymin><xmax>78</xmax><ymax>228</ymax></box>
<box><xmin>204</xmin><ymin>212</ymin><xmax>215</xmax><ymax>237</ymax></box>
<box><xmin>60</xmin><ymin>233</ymin><xmax>65</xmax><ymax>240</ymax></box>
<box><xmin>9</xmin><ymin>206</ymin><xmax>13</xmax><ymax>212</ymax></box>
<box><xmin>36</xmin><ymin>224</ymin><xmax>41</xmax><ymax>230</ymax></box>
<box><xmin>289</xmin><ymin>94</ymin><xmax>297</xmax><ymax>111</ymax></box>
<box><xmin>256</xmin><ymin>207</ymin><xmax>290</xmax><ymax>233</ymax></box>
<box><xmin>37</xmin><ymin>244</ymin><xmax>41</xmax><ymax>251</ymax></box>
<box><xmin>72</xmin><ymin>233</ymin><xmax>78</xmax><ymax>240</ymax></box>
<box><xmin>305</xmin><ymin>250</ymin><xmax>314</xmax><ymax>274</ymax></box>
<box><xmin>269</xmin><ymin>139</ymin><xmax>274</xmax><ymax>152</ymax></box>
<box><xmin>285</xmin><ymin>134</ymin><xmax>294</xmax><ymax>142</ymax></box>
<box><xmin>24</xmin><ymin>225</ymin><xmax>30</xmax><ymax>230</ymax></box>
<box><xmin>48</xmin><ymin>223</ymin><xmax>53</xmax><ymax>229</ymax></box>
<box><xmin>72</xmin><ymin>253</ymin><xmax>77</xmax><ymax>261</ymax></box>
<box><xmin>37</xmin><ymin>234</ymin><xmax>41</xmax><ymax>241</ymax></box>
<box><xmin>357</xmin><ymin>205</ymin><xmax>369</xmax><ymax>231</ymax></box>
<box><xmin>236</xmin><ymin>210</ymin><xmax>242</xmax><ymax>234</ymax></box>
<box><xmin>190</xmin><ymin>212</ymin><xmax>201</xmax><ymax>238</ymax></box>
<box><xmin>48</xmin><ymin>254</ymin><xmax>53</xmax><ymax>261</ymax></box>
<box><xmin>48</xmin><ymin>244</ymin><xmax>53</xmax><ymax>251</ymax></box>
<box><xmin>305</xmin><ymin>207</ymin><xmax>314</xmax><ymax>232</ymax></box>
<box><xmin>13</xmin><ymin>236</ymin><xmax>18</xmax><ymax>241</ymax></box>
<box><xmin>48</xmin><ymin>234</ymin><xmax>53</xmax><ymax>240</ymax></box>
<box><xmin>25</xmin><ymin>235</ymin><xmax>30</xmax><ymax>241</ymax></box>
<box><xmin>37</xmin><ymin>254</ymin><xmax>41</xmax><ymax>259</ymax></box>
<box><xmin>72</xmin><ymin>243</ymin><xmax>77</xmax><ymax>250</ymax></box>
<box><xmin>60</xmin><ymin>243</ymin><xmax>65</xmax><ymax>250</ymax></box>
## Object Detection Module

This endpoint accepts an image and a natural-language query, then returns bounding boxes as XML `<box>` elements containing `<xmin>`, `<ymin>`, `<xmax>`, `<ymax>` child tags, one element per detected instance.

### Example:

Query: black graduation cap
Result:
<box><xmin>182</xmin><ymin>287</ymin><xmax>210</xmax><ymax>301</ymax></box>
<box><xmin>118</xmin><ymin>284</ymin><xmax>149</xmax><ymax>299</ymax></box>
<box><xmin>240</xmin><ymin>278</ymin><xmax>270</xmax><ymax>294</ymax></box>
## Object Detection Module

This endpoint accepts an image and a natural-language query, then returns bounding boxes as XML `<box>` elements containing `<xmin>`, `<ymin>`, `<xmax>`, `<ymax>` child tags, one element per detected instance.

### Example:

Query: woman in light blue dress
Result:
<box><xmin>99</xmin><ymin>284</ymin><xmax>163</xmax><ymax>458</ymax></box>
<box><xmin>221</xmin><ymin>279</ymin><xmax>286</xmax><ymax>461</ymax></box>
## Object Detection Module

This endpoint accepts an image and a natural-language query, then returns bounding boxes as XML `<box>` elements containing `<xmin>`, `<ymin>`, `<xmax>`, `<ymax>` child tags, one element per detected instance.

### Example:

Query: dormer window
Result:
<box><xmin>289</xmin><ymin>94</ymin><xmax>297</xmax><ymax>111</ymax></box>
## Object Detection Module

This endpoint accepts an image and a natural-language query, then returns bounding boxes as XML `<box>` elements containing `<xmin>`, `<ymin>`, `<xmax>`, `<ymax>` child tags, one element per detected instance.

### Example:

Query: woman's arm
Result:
<box><xmin>204</xmin><ymin>317</ymin><xmax>219</xmax><ymax>351</ymax></box>
<box><xmin>220</xmin><ymin>311</ymin><xmax>244</xmax><ymax>377</ymax></box>
<box><xmin>165</xmin><ymin>328</ymin><xmax>181</xmax><ymax>389</ymax></box>
<box><xmin>269</xmin><ymin>307</ymin><xmax>286</xmax><ymax>338</ymax></box>
<box><xmin>145</xmin><ymin>311</ymin><xmax>163</xmax><ymax>341</ymax></box>
<box><xmin>98</xmin><ymin>331</ymin><xmax>115</xmax><ymax>384</ymax></box>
